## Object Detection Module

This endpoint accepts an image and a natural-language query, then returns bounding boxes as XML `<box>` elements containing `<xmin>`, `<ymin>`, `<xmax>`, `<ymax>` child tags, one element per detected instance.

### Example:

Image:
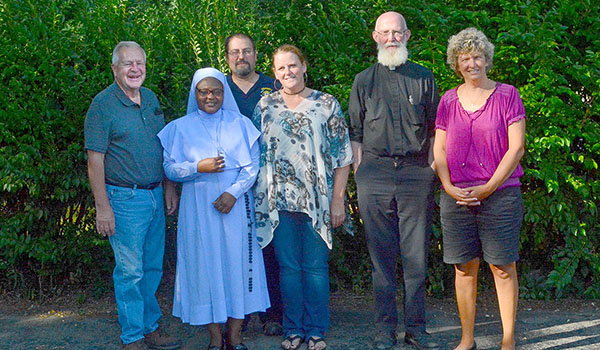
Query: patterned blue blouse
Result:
<box><xmin>252</xmin><ymin>90</ymin><xmax>353</xmax><ymax>249</ymax></box>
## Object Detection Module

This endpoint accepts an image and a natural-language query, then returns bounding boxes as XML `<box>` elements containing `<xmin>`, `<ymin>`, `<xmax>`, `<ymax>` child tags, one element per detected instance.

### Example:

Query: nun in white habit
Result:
<box><xmin>158</xmin><ymin>67</ymin><xmax>269</xmax><ymax>350</ymax></box>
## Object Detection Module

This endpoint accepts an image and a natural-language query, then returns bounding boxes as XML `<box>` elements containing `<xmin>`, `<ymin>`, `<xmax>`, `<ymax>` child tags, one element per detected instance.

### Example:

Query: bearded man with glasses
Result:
<box><xmin>348</xmin><ymin>11</ymin><xmax>440</xmax><ymax>350</ymax></box>
<box><xmin>224</xmin><ymin>33</ymin><xmax>283</xmax><ymax>337</ymax></box>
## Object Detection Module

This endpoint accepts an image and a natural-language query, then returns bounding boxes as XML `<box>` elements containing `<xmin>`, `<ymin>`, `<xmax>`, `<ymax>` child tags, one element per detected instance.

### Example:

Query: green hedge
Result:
<box><xmin>1</xmin><ymin>0</ymin><xmax>598</xmax><ymax>299</ymax></box>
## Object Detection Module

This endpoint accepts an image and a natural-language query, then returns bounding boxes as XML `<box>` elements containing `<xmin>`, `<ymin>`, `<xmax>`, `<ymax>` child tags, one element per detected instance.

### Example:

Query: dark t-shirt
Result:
<box><xmin>84</xmin><ymin>82</ymin><xmax>165</xmax><ymax>185</ymax></box>
<box><xmin>348</xmin><ymin>61</ymin><xmax>440</xmax><ymax>158</ymax></box>
<box><xmin>227</xmin><ymin>72</ymin><xmax>276</xmax><ymax>118</ymax></box>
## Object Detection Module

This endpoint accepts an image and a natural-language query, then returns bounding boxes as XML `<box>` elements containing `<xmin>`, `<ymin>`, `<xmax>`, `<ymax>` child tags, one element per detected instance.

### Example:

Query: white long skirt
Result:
<box><xmin>172</xmin><ymin>168</ymin><xmax>270</xmax><ymax>325</ymax></box>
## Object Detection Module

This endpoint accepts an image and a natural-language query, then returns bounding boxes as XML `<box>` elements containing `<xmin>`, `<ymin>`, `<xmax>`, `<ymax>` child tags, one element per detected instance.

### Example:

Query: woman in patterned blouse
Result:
<box><xmin>252</xmin><ymin>45</ymin><xmax>353</xmax><ymax>350</ymax></box>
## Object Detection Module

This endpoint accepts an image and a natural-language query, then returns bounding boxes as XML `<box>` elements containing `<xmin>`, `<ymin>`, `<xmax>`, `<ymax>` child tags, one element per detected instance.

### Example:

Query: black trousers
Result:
<box><xmin>245</xmin><ymin>243</ymin><xmax>282</xmax><ymax>327</ymax></box>
<box><xmin>354</xmin><ymin>152</ymin><xmax>435</xmax><ymax>335</ymax></box>
<box><xmin>261</xmin><ymin>243</ymin><xmax>283</xmax><ymax>322</ymax></box>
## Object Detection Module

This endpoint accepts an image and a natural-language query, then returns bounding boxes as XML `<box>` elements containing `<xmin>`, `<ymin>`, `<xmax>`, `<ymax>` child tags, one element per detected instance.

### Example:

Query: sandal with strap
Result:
<box><xmin>281</xmin><ymin>335</ymin><xmax>303</xmax><ymax>350</ymax></box>
<box><xmin>307</xmin><ymin>336</ymin><xmax>327</xmax><ymax>350</ymax></box>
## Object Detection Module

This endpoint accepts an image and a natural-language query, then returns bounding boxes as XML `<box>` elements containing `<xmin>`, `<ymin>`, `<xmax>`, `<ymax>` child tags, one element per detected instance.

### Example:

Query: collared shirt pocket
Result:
<box><xmin>364</xmin><ymin>97</ymin><xmax>386</xmax><ymax>131</ymax></box>
<box><xmin>409</xmin><ymin>96</ymin><xmax>426</xmax><ymax>126</ymax></box>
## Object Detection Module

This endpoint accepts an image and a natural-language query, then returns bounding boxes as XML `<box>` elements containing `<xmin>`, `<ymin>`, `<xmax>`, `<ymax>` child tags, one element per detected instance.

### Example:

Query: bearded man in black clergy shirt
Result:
<box><xmin>348</xmin><ymin>11</ymin><xmax>440</xmax><ymax>350</ymax></box>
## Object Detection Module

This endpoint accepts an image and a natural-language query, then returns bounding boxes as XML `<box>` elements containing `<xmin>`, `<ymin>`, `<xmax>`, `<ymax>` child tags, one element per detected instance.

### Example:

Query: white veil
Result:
<box><xmin>186</xmin><ymin>67</ymin><xmax>240</xmax><ymax>115</ymax></box>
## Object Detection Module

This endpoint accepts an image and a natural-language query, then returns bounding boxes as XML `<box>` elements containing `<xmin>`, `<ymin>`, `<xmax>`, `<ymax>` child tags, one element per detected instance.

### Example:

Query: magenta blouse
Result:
<box><xmin>435</xmin><ymin>83</ymin><xmax>526</xmax><ymax>190</ymax></box>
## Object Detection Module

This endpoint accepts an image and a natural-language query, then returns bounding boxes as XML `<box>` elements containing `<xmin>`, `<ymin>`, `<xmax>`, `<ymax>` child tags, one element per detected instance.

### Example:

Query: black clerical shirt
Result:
<box><xmin>348</xmin><ymin>61</ymin><xmax>440</xmax><ymax>158</ymax></box>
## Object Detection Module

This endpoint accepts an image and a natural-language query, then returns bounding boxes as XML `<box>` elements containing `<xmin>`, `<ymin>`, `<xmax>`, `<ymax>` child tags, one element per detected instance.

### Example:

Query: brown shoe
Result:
<box><xmin>123</xmin><ymin>339</ymin><xmax>149</xmax><ymax>349</ymax></box>
<box><xmin>144</xmin><ymin>328</ymin><xmax>182</xmax><ymax>350</ymax></box>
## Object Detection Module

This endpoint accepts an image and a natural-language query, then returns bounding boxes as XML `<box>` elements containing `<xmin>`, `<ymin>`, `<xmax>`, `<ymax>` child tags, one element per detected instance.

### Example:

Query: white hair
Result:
<box><xmin>111</xmin><ymin>41</ymin><xmax>146</xmax><ymax>65</ymax></box>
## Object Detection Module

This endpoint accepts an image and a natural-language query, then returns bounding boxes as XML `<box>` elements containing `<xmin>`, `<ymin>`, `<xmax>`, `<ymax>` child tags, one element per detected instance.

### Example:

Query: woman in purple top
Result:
<box><xmin>434</xmin><ymin>28</ymin><xmax>526</xmax><ymax>350</ymax></box>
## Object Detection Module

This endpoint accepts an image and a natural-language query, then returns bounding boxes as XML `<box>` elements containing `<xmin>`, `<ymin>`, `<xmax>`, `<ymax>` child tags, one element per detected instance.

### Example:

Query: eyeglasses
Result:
<box><xmin>228</xmin><ymin>48</ymin><xmax>254</xmax><ymax>57</ymax></box>
<box><xmin>375</xmin><ymin>29</ymin><xmax>409</xmax><ymax>40</ymax></box>
<box><xmin>196</xmin><ymin>88</ymin><xmax>224</xmax><ymax>97</ymax></box>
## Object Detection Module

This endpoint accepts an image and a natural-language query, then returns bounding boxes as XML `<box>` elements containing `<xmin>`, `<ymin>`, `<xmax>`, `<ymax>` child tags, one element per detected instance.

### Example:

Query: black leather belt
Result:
<box><xmin>106</xmin><ymin>182</ymin><xmax>161</xmax><ymax>190</ymax></box>
<box><xmin>379</xmin><ymin>154</ymin><xmax>420</xmax><ymax>159</ymax></box>
<box><xmin>378</xmin><ymin>153</ymin><xmax>427</xmax><ymax>167</ymax></box>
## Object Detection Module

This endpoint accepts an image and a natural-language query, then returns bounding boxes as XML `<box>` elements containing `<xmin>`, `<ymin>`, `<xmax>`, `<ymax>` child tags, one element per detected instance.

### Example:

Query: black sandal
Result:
<box><xmin>307</xmin><ymin>336</ymin><xmax>327</xmax><ymax>350</ymax></box>
<box><xmin>281</xmin><ymin>335</ymin><xmax>303</xmax><ymax>350</ymax></box>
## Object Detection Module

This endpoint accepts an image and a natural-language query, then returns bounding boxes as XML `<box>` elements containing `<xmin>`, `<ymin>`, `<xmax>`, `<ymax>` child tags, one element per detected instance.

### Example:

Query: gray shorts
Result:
<box><xmin>440</xmin><ymin>186</ymin><xmax>524</xmax><ymax>265</ymax></box>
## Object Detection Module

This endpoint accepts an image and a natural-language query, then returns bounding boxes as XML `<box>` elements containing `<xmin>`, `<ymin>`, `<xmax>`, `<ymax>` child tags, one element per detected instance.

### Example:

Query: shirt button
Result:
<box><xmin>461</xmin><ymin>163</ymin><xmax>465</xmax><ymax>167</ymax></box>
<box><xmin>479</xmin><ymin>163</ymin><xmax>483</xmax><ymax>167</ymax></box>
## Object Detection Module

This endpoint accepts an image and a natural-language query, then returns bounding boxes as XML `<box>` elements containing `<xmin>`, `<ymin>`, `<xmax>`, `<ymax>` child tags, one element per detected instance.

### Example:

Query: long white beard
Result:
<box><xmin>377</xmin><ymin>42</ymin><xmax>408</xmax><ymax>69</ymax></box>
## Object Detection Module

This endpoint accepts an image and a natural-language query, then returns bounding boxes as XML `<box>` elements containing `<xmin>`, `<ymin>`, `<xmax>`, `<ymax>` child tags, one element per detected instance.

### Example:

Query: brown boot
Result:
<box><xmin>144</xmin><ymin>328</ymin><xmax>182</xmax><ymax>350</ymax></box>
<box><xmin>122</xmin><ymin>339</ymin><xmax>149</xmax><ymax>349</ymax></box>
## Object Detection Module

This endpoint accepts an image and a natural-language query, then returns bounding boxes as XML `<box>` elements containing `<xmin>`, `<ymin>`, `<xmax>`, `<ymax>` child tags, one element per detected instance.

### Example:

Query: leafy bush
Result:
<box><xmin>1</xmin><ymin>0</ymin><xmax>598</xmax><ymax>299</ymax></box>
<box><xmin>0</xmin><ymin>0</ymin><xmax>115</xmax><ymax>296</ymax></box>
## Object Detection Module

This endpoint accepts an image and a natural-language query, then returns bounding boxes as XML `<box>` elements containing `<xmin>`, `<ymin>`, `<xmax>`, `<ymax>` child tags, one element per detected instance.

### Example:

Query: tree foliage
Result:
<box><xmin>1</xmin><ymin>0</ymin><xmax>598</xmax><ymax>299</ymax></box>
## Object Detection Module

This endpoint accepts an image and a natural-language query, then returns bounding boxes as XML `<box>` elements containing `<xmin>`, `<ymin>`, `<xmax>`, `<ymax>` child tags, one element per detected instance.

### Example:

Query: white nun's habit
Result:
<box><xmin>158</xmin><ymin>68</ymin><xmax>269</xmax><ymax>325</ymax></box>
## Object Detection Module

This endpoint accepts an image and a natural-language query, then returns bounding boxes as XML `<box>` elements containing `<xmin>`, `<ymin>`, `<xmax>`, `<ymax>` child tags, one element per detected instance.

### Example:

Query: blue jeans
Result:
<box><xmin>107</xmin><ymin>184</ymin><xmax>165</xmax><ymax>344</ymax></box>
<box><xmin>272</xmin><ymin>211</ymin><xmax>330</xmax><ymax>339</ymax></box>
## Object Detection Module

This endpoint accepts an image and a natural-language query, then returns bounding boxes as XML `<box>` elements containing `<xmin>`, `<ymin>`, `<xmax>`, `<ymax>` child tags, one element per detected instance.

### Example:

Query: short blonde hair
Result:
<box><xmin>446</xmin><ymin>28</ymin><xmax>494</xmax><ymax>75</ymax></box>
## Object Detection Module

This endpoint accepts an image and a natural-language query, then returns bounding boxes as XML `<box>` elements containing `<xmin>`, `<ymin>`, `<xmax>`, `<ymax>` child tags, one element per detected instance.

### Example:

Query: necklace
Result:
<box><xmin>197</xmin><ymin>110</ymin><xmax>224</xmax><ymax>156</ymax></box>
<box><xmin>282</xmin><ymin>85</ymin><xmax>306</xmax><ymax>95</ymax></box>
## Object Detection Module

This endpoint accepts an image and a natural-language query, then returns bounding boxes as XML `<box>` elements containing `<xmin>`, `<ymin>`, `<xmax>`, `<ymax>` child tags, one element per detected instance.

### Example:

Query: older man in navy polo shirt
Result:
<box><xmin>85</xmin><ymin>41</ymin><xmax>180</xmax><ymax>350</ymax></box>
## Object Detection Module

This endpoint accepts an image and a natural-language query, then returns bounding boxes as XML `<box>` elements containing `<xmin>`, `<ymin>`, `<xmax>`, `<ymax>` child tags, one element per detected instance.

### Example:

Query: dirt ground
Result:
<box><xmin>1</xmin><ymin>280</ymin><xmax>599</xmax><ymax>350</ymax></box>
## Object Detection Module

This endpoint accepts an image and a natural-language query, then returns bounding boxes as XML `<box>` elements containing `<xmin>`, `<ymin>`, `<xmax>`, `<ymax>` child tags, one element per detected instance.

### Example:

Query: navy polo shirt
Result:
<box><xmin>227</xmin><ymin>72</ymin><xmax>276</xmax><ymax>118</ymax></box>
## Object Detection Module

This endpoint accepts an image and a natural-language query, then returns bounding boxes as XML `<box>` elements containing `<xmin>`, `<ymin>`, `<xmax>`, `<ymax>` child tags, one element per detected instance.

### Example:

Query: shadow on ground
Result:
<box><xmin>1</xmin><ymin>287</ymin><xmax>599</xmax><ymax>350</ymax></box>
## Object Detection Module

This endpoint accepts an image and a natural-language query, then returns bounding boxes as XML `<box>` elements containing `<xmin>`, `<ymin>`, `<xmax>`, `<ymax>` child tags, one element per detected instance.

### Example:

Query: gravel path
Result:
<box><xmin>1</xmin><ymin>290</ymin><xmax>599</xmax><ymax>349</ymax></box>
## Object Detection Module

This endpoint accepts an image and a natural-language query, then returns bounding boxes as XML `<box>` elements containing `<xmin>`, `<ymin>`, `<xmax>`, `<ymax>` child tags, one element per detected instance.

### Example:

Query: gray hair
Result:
<box><xmin>446</xmin><ymin>27</ymin><xmax>494</xmax><ymax>75</ymax></box>
<box><xmin>111</xmin><ymin>41</ymin><xmax>146</xmax><ymax>65</ymax></box>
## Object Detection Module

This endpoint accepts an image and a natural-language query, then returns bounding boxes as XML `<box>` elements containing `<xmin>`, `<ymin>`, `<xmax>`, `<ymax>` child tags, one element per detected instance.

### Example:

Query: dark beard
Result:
<box><xmin>235</xmin><ymin>63</ymin><xmax>252</xmax><ymax>77</ymax></box>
